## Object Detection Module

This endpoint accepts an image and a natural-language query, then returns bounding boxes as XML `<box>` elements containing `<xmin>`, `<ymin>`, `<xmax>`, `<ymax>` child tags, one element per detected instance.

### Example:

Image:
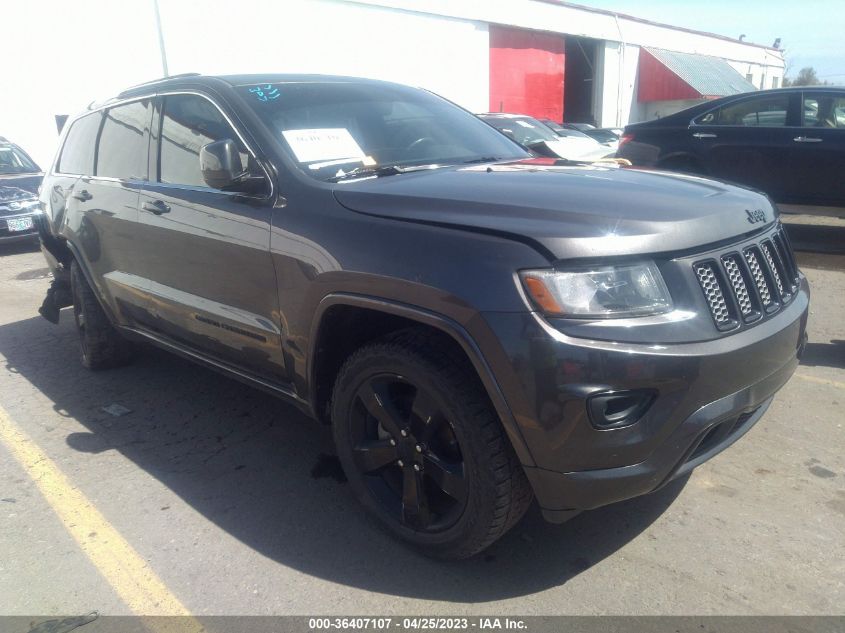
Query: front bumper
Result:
<box><xmin>525</xmin><ymin>365</ymin><xmax>789</xmax><ymax>522</ymax></box>
<box><xmin>0</xmin><ymin>211</ymin><xmax>40</xmax><ymax>243</ymax></box>
<box><xmin>480</xmin><ymin>277</ymin><xmax>809</xmax><ymax>521</ymax></box>
<box><xmin>0</xmin><ymin>231</ymin><xmax>39</xmax><ymax>244</ymax></box>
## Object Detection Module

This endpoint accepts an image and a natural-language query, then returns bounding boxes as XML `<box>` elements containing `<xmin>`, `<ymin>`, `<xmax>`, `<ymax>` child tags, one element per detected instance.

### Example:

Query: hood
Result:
<box><xmin>0</xmin><ymin>173</ymin><xmax>43</xmax><ymax>195</ymax></box>
<box><xmin>0</xmin><ymin>185</ymin><xmax>38</xmax><ymax>205</ymax></box>
<box><xmin>332</xmin><ymin>159</ymin><xmax>777</xmax><ymax>260</ymax></box>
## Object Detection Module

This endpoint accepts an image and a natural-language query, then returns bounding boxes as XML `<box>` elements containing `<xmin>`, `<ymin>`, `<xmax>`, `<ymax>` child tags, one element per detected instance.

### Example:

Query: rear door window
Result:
<box><xmin>158</xmin><ymin>94</ymin><xmax>249</xmax><ymax>188</ymax></box>
<box><xmin>57</xmin><ymin>113</ymin><xmax>102</xmax><ymax>175</ymax></box>
<box><xmin>96</xmin><ymin>100</ymin><xmax>151</xmax><ymax>179</ymax></box>
<box><xmin>696</xmin><ymin>95</ymin><xmax>790</xmax><ymax>127</ymax></box>
<box><xmin>802</xmin><ymin>93</ymin><xmax>845</xmax><ymax>128</ymax></box>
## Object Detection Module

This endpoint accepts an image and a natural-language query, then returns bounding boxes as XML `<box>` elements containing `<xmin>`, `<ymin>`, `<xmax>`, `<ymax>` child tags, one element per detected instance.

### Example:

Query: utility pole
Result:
<box><xmin>152</xmin><ymin>0</ymin><xmax>169</xmax><ymax>77</ymax></box>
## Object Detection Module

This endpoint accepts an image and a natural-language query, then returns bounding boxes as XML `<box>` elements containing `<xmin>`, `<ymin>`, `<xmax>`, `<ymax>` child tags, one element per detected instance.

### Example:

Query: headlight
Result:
<box><xmin>520</xmin><ymin>262</ymin><xmax>672</xmax><ymax>318</ymax></box>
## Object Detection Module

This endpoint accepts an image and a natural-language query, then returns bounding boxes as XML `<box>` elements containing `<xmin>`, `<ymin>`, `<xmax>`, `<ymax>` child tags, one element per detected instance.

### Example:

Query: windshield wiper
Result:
<box><xmin>461</xmin><ymin>156</ymin><xmax>503</xmax><ymax>164</ymax></box>
<box><xmin>328</xmin><ymin>165</ymin><xmax>405</xmax><ymax>182</ymax></box>
<box><xmin>329</xmin><ymin>163</ymin><xmax>443</xmax><ymax>182</ymax></box>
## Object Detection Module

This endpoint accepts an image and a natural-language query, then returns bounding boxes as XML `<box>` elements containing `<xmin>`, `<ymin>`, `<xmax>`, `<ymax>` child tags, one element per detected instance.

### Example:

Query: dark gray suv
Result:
<box><xmin>37</xmin><ymin>74</ymin><xmax>809</xmax><ymax>559</ymax></box>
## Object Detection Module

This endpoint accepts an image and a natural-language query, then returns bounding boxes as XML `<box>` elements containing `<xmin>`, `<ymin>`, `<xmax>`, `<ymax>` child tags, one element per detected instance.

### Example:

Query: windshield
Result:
<box><xmin>0</xmin><ymin>145</ymin><xmax>39</xmax><ymax>175</ymax></box>
<box><xmin>556</xmin><ymin>128</ymin><xmax>593</xmax><ymax>140</ymax></box>
<box><xmin>584</xmin><ymin>129</ymin><xmax>618</xmax><ymax>143</ymax></box>
<box><xmin>236</xmin><ymin>82</ymin><xmax>528</xmax><ymax>180</ymax></box>
<box><xmin>481</xmin><ymin>116</ymin><xmax>560</xmax><ymax>145</ymax></box>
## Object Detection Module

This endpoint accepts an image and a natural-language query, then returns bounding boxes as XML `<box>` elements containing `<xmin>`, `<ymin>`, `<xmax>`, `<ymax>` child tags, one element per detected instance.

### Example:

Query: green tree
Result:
<box><xmin>783</xmin><ymin>67</ymin><xmax>827</xmax><ymax>87</ymax></box>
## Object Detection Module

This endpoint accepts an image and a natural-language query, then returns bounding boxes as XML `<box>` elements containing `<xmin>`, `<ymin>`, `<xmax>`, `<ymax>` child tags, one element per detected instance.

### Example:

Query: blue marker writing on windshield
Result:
<box><xmin>248</xmin><ymin>84</ymin><xmax>280</xmax><ymax>102</ymax></box>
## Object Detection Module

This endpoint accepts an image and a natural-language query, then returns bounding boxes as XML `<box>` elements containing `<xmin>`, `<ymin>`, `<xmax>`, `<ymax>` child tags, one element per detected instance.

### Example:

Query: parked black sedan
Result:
<box><xmin>617</xmin><ymin>87</ymin><xmax>845</xmax><ymax>216</ymax></box>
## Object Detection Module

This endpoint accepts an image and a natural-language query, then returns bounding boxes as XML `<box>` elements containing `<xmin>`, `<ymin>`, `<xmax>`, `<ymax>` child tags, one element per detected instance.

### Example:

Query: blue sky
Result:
<box><xmin>570</xmin><ymin>0</ymin><xmax>844</xmax><ymax>82</ymax></box>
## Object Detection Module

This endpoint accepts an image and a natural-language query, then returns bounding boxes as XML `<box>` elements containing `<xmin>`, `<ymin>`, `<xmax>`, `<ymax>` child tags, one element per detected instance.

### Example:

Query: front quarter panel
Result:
<box><xmin>38</xmin><ymin>175</ymin><xmax>80</xmax><ymax>275</ymax></box>
<box><xmin>268</xmin><ymin>184</ymin><xmax>550</xmax><ymax>402</ymax></box>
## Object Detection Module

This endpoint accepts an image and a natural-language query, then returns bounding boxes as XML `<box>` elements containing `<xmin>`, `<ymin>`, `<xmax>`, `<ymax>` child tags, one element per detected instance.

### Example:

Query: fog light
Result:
<box><xmin>587</xmin><ymin>389</ymin><xmax>656</xmax><ymax>429</ymax></box>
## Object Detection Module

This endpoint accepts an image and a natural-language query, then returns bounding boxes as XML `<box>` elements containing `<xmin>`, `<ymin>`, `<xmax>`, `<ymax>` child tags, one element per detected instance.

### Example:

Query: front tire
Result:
<box><xmin>70</xmin><ymin>261</ymin><xmax>133</xmax><ymax>370</ymax></box>
<box><xmin>331</xmin><ymin>329</ymin><xmax>532</xmax><ymax>559</ymax></box>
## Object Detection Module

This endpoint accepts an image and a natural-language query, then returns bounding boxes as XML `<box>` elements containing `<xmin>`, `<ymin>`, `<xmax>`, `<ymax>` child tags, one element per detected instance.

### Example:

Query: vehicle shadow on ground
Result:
<box><xmin>800</xmin><ymin>340</ymin><xmax>845</xmax><ymax>370</ymax></box>
<box><xmin>0</xmin><ymin>239</ymin><xmax>41</xmax><ymax>257</ymax></box>
<box><xmin>0</xmin><ymin>313</ymin><xmax>687</xmax><ymax>602</ymax></box>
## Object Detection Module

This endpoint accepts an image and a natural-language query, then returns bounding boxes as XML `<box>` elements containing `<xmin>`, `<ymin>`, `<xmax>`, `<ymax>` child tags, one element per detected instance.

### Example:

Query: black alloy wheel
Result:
<box><xmin>331</xmin><ymin>329</ymin><xmax>533</xmax><ymax>559</ymax></box>
<box><xmin>348</xmin><ymin>373</ymin><xmax>468</xmax><ymax>532</ymax></box>
<box><xmin>69</xmin><ymin>261</ymin><xmax>134</xmax><ymax>370</ymax></box>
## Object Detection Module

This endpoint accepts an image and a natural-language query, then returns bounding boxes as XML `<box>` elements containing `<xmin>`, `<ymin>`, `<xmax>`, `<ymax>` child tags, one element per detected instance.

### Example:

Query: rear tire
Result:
<box><xmin>70</xmin><ymin>261</ymin><xmax>134</xmax><ymax>370</ymax></box>
<box><xmin>331</xmin><ymin>328</ymin><xmax>532</xmax><ymax>559</ymax></box>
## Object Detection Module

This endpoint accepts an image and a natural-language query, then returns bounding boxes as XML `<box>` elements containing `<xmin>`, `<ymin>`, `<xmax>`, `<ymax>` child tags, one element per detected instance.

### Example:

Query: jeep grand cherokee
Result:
<box><xmin>37</xmin><ymin>74</ymin><xmax>809</xmax><ymax>559</ymax></box>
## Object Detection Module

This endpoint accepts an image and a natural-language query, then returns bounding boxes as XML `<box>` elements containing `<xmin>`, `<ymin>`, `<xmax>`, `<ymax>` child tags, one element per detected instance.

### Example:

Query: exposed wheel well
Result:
<box><xmin>311</xmin><ymin>305</ymin><xmax>479</xmax><ymax>424</ymax></box>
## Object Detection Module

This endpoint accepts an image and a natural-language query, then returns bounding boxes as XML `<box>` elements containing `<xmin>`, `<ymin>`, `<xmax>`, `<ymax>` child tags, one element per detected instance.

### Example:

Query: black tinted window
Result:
<box><xmin>482</xmin><ymin>116</ymin><xmax>559</xmax><ymax>145</ymax></box>
<box><xmin>159</xmin><ymin>94</ymin><xmax>248</xmax><ymax>188</ymax></box>
<box><xmin>0</xmin><ymin>145</ymin><xmax>38</xmax><ymax>175</ymax></box>
<box><xmin>803</xmin><ymin>93</ymin><xmax>845</xmax><ymax>128</ymax></box>
<box><xmin>96</xmin><ymin>100</ymin><xmax>150</xmax><ymax>179</ymax></box>
<box><xmin>696</xmin><ymin>95</ymin><xmax>790</xmax><ymax>127</ymax></box>
<box><xmin>58</xmin><ymin>113</ymin><xmax>101</xmax><ymax>175</ymax></box>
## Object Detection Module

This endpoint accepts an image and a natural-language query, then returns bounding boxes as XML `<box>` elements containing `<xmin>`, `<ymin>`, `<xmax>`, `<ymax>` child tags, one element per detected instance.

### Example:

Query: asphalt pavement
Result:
<box><xmin>0</xmin><ymin>224</ymin><xmax>843</xmax><ymax>617</ymax></box>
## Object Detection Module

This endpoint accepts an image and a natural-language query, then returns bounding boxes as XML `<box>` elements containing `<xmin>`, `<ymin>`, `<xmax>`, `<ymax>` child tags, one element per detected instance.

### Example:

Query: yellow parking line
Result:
<box><xmin>0</xmin><ymin>404</ymin><xmax>200</xmax><ymax>624</ymax></box>
<box><xmin>794</xmin><ymin>372</ymin><xmax>845</xmax><ymax>390</ymax></box>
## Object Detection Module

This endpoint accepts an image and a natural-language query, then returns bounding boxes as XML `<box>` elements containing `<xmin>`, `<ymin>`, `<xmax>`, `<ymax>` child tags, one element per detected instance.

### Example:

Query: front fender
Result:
<box><xmin>307</xmin><ymin>293</ymin><xmax>536</xmax><ymax>467</ymax></box>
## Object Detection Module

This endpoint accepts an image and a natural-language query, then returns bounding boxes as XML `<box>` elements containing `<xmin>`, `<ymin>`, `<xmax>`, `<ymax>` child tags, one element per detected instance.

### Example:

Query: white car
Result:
<box><xmin>479</xmin><ymin>113</ymin><xmax>614</xmax><ymax>162</ymax></box>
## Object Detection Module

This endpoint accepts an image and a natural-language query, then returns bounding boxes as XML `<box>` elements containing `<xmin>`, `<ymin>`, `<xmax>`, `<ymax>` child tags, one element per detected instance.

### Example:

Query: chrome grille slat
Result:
<box><xmin>694</xmin><ymin>263</ymin><xmax>733</xmax><ymax>326</ymax></box>
<box><xmin>773</xmin><ymin>231</ymin><xmax>798</xmax><ymax>286</ymax></box>
<box><xmin>722</xmin><ymin>256</ymin><xmax>753</xmax><ymax>317</ymax></box>
<box><xmin>761</xmin><ymin>241</ymin><xmax>785</xmax><ymax>297</ymax></box>
<box><xmin>744</xmin><ymin>249</ymin><xmax>772</xmax><ymax>307</ymax></box>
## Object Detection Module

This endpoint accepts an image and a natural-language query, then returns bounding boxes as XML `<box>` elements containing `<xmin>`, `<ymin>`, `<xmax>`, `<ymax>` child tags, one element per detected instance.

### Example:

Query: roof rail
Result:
<box><xmin>84</xmin><ymin>73</ymin><xmax>204</xmax><ymax>110</ymax></box>
<box><xmin>116</xmin><ymin>72</ymin><xmax>202</xmax><ymax>97</ymax></box>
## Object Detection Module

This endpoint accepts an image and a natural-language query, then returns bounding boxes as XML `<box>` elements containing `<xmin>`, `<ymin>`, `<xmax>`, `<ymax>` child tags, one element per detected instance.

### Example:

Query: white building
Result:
<box><xmin>2</xmin><ymin>0</ymin><xmax>785</xmax><ymax>168</ymax></box>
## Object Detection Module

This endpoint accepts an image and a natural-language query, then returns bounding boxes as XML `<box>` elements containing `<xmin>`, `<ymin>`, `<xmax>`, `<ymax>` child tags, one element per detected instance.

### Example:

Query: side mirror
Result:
<box><xmin>200</xmin><ymin>139</ymin><xmax>247</xmax><ymax>190</ymax></box>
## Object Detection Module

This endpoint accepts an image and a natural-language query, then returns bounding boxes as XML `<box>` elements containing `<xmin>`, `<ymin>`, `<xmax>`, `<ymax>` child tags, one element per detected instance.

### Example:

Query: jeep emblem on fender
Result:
<box><xmin>746</xmin><ymin>208</ymin><xmax>767</xmax><ymax>224</ymax></box>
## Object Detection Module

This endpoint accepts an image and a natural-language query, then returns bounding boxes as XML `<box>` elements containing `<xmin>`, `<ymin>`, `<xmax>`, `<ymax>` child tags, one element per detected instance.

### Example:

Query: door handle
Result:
<box><xmin>72</xmin><ymin>189</ymin><xmax>93</xmax><ymax>201</ymax></box>
<box><xmin>692</xmin><ymin>133</ymin><xmax>717</xmax><ymax>139</ymax></box>
<box><xmin>142</xmin><ymin>200</ymin><xmax>171</xmax><ymax>215</ymax></box>
<box><xmin>793</xmin><ymin>136</ymin><xmax>822</xmax><ymax>143</ymax></box>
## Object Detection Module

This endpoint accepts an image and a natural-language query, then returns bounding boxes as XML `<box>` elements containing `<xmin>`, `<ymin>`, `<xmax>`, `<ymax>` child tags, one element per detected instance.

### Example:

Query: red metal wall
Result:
<box><xmin>489</xmin><ymin>25</ymin><xmax>565</xmax><ymax>122</ymax></box>
<box><xmin>637</xmin><ymin>48</ymin><xmax>701</xmax><ymax>102</ymax></box>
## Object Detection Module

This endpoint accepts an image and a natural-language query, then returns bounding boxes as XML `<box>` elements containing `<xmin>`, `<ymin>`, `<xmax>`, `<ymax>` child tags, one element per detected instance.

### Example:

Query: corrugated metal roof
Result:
<box><xmin>538</xmin><ymin>1</ymin><xmax>780</xmax><ymax>51</ymax></box>
<box><xmin>644</xmin><ymin>47</ymin><xmax>757</xmax><ymax>97</ymax></box>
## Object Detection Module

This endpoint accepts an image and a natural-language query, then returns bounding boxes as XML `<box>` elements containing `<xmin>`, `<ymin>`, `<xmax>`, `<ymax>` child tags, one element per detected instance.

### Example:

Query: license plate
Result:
<box><xmin>6</xmin><ymin>217</ymin><xmax>34</xmax><ymax>232</ymax></box>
